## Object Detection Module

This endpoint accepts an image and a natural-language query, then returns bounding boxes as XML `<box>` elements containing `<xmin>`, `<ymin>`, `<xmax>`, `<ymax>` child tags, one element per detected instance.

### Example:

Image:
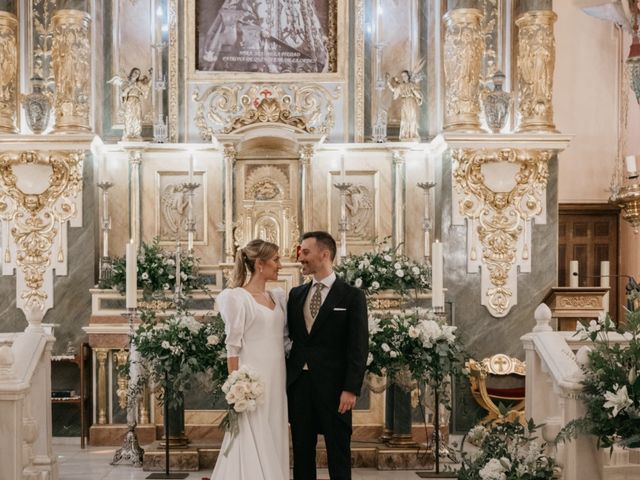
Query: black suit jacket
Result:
<box><xmin>286</xmin><ymin>277</ymin><xmax>369</xmax><ymax>408</ymax></box>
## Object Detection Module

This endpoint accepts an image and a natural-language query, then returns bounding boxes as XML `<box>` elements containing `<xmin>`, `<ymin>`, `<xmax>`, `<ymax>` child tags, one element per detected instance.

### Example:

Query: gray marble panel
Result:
<box><xmin>436</xmin><ymin>151</ymin><xmax>558</xmax><ymax>431</ymax></box>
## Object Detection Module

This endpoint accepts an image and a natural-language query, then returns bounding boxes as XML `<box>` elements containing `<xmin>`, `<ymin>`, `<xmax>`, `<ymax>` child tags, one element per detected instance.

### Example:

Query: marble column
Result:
<box><xmin>223</xmin><ymin>144</ymin><xmax>237</xmax><ymax>263</ymax></box>
<box><xmin>299</xmin><ymin>144</ymin><xmax>315</xmax><ymax>235</ymax></box>
<box><xmin>51</xmin><ymin>8</ymin><xmax>92</xmax><ymax>132</ymax></box>
<box><xmin>515</xmin><ymin>4</ymin><xmax>557</xmax><ymax>132</ymax></box>
<box><xmin>442</xmin><ymin>3</ymin><xmax>484</xmax><ymax>132</ymax></box>
<box><xmin>0</xmin><ymin>4</ymin><xmax>18</xmax><ymax>133</ymax></box>
<box><xmin>127</xmin><ymin>149</ymin><xmax>143</xmax><ymax>250</ymax></box>
<box><xmin>391</xmin><ymin>150</ymin><xmax>406</xmax><ymax>253</ymax></box>
<box><xmin>96</xmin><ymin>349</ymin><xmax>109</xmax><ymax>425</ymax></box>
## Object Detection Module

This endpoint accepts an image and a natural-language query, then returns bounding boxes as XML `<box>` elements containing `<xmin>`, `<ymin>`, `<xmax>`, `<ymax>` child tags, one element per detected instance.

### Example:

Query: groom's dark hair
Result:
<box><xmin>301</xmin><ymin>231</ymin><xmax>337</xmax><ymax>261</ymax></box>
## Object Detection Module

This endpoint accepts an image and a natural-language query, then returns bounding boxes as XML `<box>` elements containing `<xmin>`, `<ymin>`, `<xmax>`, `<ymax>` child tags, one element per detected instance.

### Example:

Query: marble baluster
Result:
<box><xmin>96</xmin><ymin>349</ymin><xmax>109</xmax><ymax>425</ymax></box>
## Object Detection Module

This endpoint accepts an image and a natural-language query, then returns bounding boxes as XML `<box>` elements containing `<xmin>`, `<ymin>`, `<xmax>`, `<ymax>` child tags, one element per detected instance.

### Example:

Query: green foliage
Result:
<box><xmin>457</xmin><ymin>419</ymin><xmax>556</xmax><ymax>480</ymax></box>
<box><xmin>559</xmin><ymin>310</ymin><xmax>640</xmax><ymax>448</ymax></box>
<box><xmin>335</xmin><ymin>239</ymin><xmax>431</xmax><ymax>295</ymax></box>
<box><xmin>131</xmin><ymin>310</ymin><xmax>228</xmax><ymax>409</ymax></box>
<box><xmin>367</xmin><ymin>309</ymin><xmax>468</xmax><ymax>406</ymax></box>
<box><xmin>105</xmin><ymin>237</ymin><xmax>205</xmax><ymax>296</ymax></box>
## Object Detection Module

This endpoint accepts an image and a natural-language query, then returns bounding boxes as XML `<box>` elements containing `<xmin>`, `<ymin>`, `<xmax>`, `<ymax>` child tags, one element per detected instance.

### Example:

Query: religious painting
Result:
<box><xmin>155</xmin><ymin>171</ymin><xmax>208</xmax><ymax>245</ymax></box>
<box><xmin>195</xmin><ymin>0</ymin><xmax>338</xmax><ymax>74</ymax></box>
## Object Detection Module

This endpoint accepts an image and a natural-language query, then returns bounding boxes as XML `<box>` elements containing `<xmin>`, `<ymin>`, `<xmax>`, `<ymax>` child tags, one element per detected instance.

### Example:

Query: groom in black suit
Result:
<box><xmin>287</xmin><ymin>231</ymin><xmax>369</xmax><ymax>480</ymax></box>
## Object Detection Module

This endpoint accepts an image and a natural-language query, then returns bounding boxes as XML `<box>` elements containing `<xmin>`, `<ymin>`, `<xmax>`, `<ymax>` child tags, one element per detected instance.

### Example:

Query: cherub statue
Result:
<box><xmin>386</xmin><ymin>59</ymin><xmax>425</xmax><ymax>142</ymax></box>
<box><xmin>108</xmin><ymin>67</ymin><xmax>153</xmax><ymax>141</ymax></box>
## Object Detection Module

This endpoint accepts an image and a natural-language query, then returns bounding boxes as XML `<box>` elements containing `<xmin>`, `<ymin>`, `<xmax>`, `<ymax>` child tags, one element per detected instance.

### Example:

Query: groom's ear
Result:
<box><xmin>295</xmin><ymin>244</ymin><xmax>301</xmax><ymax>261</ymax></box>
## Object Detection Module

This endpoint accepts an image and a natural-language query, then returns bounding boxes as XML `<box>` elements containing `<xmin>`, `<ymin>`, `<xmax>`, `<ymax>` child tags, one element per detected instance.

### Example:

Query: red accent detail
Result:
<box><xmin>486</xmin><ymin>387</ymin><xmax>525</xmax><ymax>399</ymax></box>
<box><xmin>260</xmin><ymin>89</ymin><xmax>273</xmax><ymax>98</ymax></box>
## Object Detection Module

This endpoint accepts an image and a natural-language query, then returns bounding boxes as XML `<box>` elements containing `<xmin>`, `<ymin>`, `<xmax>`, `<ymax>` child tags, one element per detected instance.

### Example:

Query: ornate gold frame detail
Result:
<box><xmin>452</xmin><ymin>147</ymin><xmax>552</xmax><ymax>317</ymax></box>
<box><xmin>0</xmin><ymin>150</ymin><xmax>83</xmax><ymax>313</ymax></box>
<box><xmin>192</xmin><ymin>83</ymin><xmax>339</xmax><ymax>140</ymax></box>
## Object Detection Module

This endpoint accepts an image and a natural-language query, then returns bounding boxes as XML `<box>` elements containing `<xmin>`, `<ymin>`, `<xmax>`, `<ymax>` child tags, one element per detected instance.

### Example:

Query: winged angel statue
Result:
<box><xmin>107</xmin><ymin>67</ymin><xmax>152</xmax><ymax>141</ymax></box>
<box><xmin>386</xmin><ymin>58</ymin><xmax>425</xmax><ymax>142</ymax></box>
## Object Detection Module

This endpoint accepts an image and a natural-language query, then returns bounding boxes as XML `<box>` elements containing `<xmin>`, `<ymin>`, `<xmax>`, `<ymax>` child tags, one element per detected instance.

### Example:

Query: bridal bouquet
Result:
<box><xmin>220</xmin><ymin>365</ymin><xmax>265</xmax><ymax>455</ymax></box>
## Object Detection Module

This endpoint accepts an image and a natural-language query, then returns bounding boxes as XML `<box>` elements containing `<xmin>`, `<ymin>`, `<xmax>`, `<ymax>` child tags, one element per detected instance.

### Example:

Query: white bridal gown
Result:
<box><xmin>211</xmin><ymin>287</ymin><xmax>290</xmax><ymax>480</ymax></box>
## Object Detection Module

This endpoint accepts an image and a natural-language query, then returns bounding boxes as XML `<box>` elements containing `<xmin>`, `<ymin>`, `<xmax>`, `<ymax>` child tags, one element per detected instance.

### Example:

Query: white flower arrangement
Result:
<box><xmin>220</xmin><ymin>365</ymin><xmax>265</xmax><ymax>456</ymax></box>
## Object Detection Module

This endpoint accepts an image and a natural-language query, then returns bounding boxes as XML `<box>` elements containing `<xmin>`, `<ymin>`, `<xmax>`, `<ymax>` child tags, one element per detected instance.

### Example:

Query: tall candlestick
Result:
<box><xmin>569</xmin><ymin>260</ymin><xmax>579</xmax><ymax>288</ymax></box>
<box><xmin>188</xmin><ymin>154</ymin><xmax>194</xmax><ymax>182</ymax></box>
<box><xmin>126</xmin><ymin>240</ymin><xmax>137</xmax><ymax>309</ymax></box>
<box><xmin>432</xmin><ymin>240</ymin><xmax>444</xmax><ymax>309</ymax></box>
<box><xmin>600</xmin><ymin>261</ymin><xmax>610</xmax><ymax>288</ymax></box>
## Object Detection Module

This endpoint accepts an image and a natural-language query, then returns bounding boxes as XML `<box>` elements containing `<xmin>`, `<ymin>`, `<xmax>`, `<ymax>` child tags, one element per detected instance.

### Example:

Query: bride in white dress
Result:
<box><xmin>211</xmin><ymin>239</ymin><xmax>290</xmax><ymax>480</ymax></box>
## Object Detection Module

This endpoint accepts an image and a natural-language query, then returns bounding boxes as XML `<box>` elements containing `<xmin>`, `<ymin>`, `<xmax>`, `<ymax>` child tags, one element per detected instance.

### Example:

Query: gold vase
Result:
<box><xmin>51</xmin><ymin>9</ymin><xmax>92</xmax><ymax>133</ymax></box>
<box><xmin>0</xmin><ymin>11</ymin><xmax>18</xmax><ymax>133</ymax></box>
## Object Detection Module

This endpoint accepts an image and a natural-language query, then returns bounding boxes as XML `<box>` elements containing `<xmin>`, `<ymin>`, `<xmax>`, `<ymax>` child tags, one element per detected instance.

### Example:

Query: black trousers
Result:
<box><xmin>288</xmin><ymin>372</ymin><xmax>352</xmax><ymax>480</ymax></box>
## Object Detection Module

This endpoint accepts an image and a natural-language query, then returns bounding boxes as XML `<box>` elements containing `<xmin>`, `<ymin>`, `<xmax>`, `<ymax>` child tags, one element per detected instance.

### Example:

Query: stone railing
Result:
<box><xmin>521</xmin><ymin>304</ymin><xmax>638</xmax><ymax>480</ymax></box>
<box><xmin>0</xmin><ymin>329</ymin><xmax>57</xmax><ymax>480</ymax></box>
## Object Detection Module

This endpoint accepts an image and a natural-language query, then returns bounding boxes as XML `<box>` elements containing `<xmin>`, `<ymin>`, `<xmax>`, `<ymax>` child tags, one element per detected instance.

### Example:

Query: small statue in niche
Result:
<box><xmin>108</xmin><ymin>67</ymin><xmax>153</xmax><ymax>141</ymax></box>
<box><xmin>385</xmin><ymin>59</ymin><xmax>425</xmax><ymax>142</ymax></box>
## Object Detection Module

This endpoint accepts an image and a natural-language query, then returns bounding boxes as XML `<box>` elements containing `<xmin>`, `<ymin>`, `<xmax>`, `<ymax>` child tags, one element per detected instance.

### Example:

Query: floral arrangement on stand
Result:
<box><xmin>559</xmin><ymin>309</ymin><xmax>640</xmax><ymax>449</ymax></box>
<box><xmin>457</xmin><ymin>419</ymin><xmax>556</xmax><ymax>480</ymax></box>
<box><xmin>106</xmin><ymin>237</ymin><xmax>205</xmax><ymax>297</ymax></box>
<box><xmin>130</xmin><ymin>309</ymin><xmax>228</xmax><ymax>408</ymax></box>
<box><xmin>335</xmin><ymin>240</ymin><xmax>431</xmax><ymax>295</ymax></box>
<box><xmin>367</xmin><ymin>308</ymin><xmax>467</xmax><ymax>403</ymax></box>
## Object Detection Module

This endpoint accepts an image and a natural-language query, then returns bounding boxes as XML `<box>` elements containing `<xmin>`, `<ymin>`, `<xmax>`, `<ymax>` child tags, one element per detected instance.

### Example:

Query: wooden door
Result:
<box><xmin>558</xmin><ymin>204</ymin><xmax>620</xmax><ymax>323</ymax></box>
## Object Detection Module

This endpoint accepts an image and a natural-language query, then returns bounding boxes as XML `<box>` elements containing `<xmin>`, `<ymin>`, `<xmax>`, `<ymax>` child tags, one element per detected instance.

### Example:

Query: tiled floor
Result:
<box><xmin>54</xmin><ymin>442</ymin><xmax>452</xmax><ymax>480</ymax></box>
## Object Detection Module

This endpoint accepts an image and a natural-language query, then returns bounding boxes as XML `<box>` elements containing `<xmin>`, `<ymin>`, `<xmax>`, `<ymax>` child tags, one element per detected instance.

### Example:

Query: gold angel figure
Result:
<box><xmin>108</xmin><ymin>67</ymin><xmax>152</xmax><ymax>141</ymax></box>
<box><xmin>386</xmin><ymin>59</ymin><xmax>425</xmax><ymax>142</ymax></box>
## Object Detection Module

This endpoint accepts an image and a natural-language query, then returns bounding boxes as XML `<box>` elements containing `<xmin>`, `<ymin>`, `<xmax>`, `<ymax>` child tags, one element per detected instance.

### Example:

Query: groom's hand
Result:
<box><xmin>338</xmin><ymin>391</ymin><xmax>357</xmax><ymax>414</ymax></box>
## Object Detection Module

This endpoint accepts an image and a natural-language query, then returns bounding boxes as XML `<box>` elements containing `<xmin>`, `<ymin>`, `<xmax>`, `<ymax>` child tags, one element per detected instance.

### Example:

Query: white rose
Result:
<box><xmin>166</xmin><ymin>258</ymin><xmax>175</xmax><ymax>266</ymax></box>
<box><xmin>181</xmin><ymin>272</ymin><xmax>188</xmax><ymax>281</ymax></box>
<box><xmin>233</xmin><ymin>398</ymin><xmax>249</xmax><ymax>413</ymax></box>
<box><xmin>408</xmin><ymin>326</ymin><xmax>420</xmax><ymax>338</ymax></box>
<box><xmin>381</xmin><ymin>343</ymin><xmax>391</xmax><ymax>353</ymax></box>
<box><xmin>225</xmin><ymin>390</ymin><xmax>237</xmax><ymax>404</ymax></box>
<box><xmin>411</xmin><ymin>266</ymin><xmax>420</xmax><ymax>275</ymax></box>
<box><xmin>384</xmin><ymin>255</ymin><xmax>392</xmax><ymax>262</ymax></box>
<box><xmin>358</xmin><ymin>261</ymin><xmax>366</xmax><ymax>270</ymax></box>
<box><xmin>207</xmin><ymin>335</ymin><xmax>220</xmax><ymax>345</ymax></box>
<box><xmin>389</xmin><ymin>351</ymin><xmax>398</xmax><ymax>358</ymax></box>
<box><xmin>161</xmin><ymin>340</ymin><xmax>170</xmax><ymax>349</ymax></box>
<box><xmin>395</xmin><ymin>269</ymin><xmax>404</xmax><ymax>277</ymax></box>
<box><xmin>251</xmin><ymin>381</ymin><xmax>265</xmax><ymax>398</ymax></box>
<box><xmin>163</xmin><ymin>283</ymin><xmax>170</xmax><ymax>290</ymax></box>
<box><xmin>141</xmin><ymin>272</ymin><xmax>149</xmax><ymax>280</ymax></box>
<box><xmin>372</xmin><ymin>281</ymin><xmax>380</xmax><ymax>290</ymax></box>
<box><xmin>394</xmin><ymin>262</ymin><xmax>402</xmax><ymax>270</ymax></box>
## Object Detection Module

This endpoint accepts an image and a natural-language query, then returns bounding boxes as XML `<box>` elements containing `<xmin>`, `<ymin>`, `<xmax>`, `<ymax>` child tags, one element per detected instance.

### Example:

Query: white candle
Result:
<box><xmin>432</xmin><ymin>240</ymin><xmax>444</xmax><ymax>309</ymax></box>
<box><xmin>188</xmin><ymin>154</ymin><xmax>194</xmax><ymax>182</ymax></box>
<box><xmin>569</xmin><ymin>260</ymin><xmax>579</xmax><ymax>288</ymax></box>
<box><xmin>600</xmin><ymin>261</ymin><xmax>610</xmax><ymax>288</ymax></box>
<box><xmin>340</xmin><ymin>153</ymin><xmax>345</xmax><ymax>181</ymax></box>
<box><xmin>625</xmin><ymin>155</ymin><xmax>637</xmax><ymax>176</ymax></box>
<box><xmin>126</xmin><ymin>240</ymin><xmax>137</xmax><ymax>309</ymax></box>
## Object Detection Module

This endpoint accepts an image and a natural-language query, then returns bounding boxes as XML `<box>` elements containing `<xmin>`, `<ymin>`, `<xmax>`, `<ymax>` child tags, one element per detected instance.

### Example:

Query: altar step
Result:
<box><xmin>142</xmin><ymin>440</ymin><xmax>439</xmax><ymax>472</ymax></box>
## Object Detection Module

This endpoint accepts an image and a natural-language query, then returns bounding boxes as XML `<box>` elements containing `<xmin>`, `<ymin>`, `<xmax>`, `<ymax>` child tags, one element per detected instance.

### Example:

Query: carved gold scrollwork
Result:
<box><xmin>516</xmin><ymin>10</ymin><xmax>557</xmax><ymax>133</ymax></box>
<box><xmin>192</xmin><ymin>84</ymin><xmax>339</xmax><ymax>140</ymax></box>
<box><xmin>0</xmin><ymin>12</ymin><xmax>18</xmax><ymax>133</ymax></box>
<box><xmin>51</xmin><ymin>9</ymin><xmax>91</xmax><ymax>133</ymax></box>
<box><xmin>453</xmin><ymin>148</ymin><xmax>551</xmax><ymax>317</ymax></box>
<box><xmin>443</xmin><ymin>9</ymin><xmax>484</xmax><ymax>132</ymax></box>
<box><xmin>0</xmin><ymin>150</ymin><xmax>83</xmax><ymax>311</ymax></box>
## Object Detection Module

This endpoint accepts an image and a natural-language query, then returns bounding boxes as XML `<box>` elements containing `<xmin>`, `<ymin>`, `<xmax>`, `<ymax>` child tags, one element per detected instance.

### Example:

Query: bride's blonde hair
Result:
<box><xmin>231</xmin><ymin>239</ymin><xmax>279</xmax><ymax>288</ymax></box>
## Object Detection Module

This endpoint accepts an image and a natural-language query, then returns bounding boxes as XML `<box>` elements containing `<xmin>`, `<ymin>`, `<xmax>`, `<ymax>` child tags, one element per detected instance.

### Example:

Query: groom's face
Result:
<box><xmin>298</xmin><ymin>237</ymin><xmax>326</xmax><ymax>276</ymax></box>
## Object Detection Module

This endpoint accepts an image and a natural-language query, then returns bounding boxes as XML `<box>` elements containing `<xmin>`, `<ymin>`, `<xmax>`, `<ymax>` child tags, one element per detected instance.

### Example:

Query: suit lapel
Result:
<box><xmin>296</xmin><ymin>282</ymin><xmax>312</xmax><ymax>338</ymax></box>
<box><xmin>309</xmin><ymin>278</ymin><xmax>347</xmax><ymax>337</ymax></box>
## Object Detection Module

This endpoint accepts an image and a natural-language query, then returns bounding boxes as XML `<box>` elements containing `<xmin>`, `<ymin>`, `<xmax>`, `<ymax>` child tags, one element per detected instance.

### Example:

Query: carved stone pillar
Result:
<box><xmin>114</xmin><ymin>350</ymin><xmax>129</xmax><ymax>411</ymax></box>
<box><xmin>299</xmin><ymin>144</ymin><xmax>315</xmax><ymax>235</ymax></box>
<box><xmin>392</xmin><ymin>150</ymin><xmax>406</xmax><ymax>252</ymax></box>
<box><xmin>443</xmin><ymin>8</ymin><xmax>484</xmax><ymax>132</ymax></box>
<box><xmin>223</xmin><ymin>144</ymin><xmax>237</xmax><ymax>263</ymax></box>
<box><xmin>96</xmin><ymin>349</ymin><xmax>109</xmax><ymax>425</ymax></box>
<box><xmin>127</xmin><ymin>149</ymin><xmax>143</xmax><ymax>250</ymax></box>
<box><xmin>515</xmin><ymin>10</ymin><xmax>557</xmax><ymax>133</ymax></box>
<box><xmin>0</xmin><ymin>11</ymin><xmax>18</xmax><ymax>133</ymax></box>
<box><xmin>51</xmin><ymin>9</ymin><xmax>91</xmax><ymax>132</ymax></box>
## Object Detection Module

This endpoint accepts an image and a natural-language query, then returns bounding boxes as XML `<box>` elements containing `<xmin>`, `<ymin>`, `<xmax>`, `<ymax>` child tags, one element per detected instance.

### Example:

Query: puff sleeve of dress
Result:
<box><xmin>216</xmin><ymin>288</ymin><xmax>247</xmax><ymax>358</ymax></box>
<box><xmin>270</xmin><ymin>288</ymin><xmax>292</xmax><ymax>355</ymax></box>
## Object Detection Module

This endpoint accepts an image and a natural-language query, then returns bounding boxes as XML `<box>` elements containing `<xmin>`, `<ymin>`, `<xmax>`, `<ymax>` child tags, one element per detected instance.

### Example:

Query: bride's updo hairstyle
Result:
<box><xmin>231</xmin><ymin>239</ymin><xmax>279</xmax><ymax>288</ymax></box>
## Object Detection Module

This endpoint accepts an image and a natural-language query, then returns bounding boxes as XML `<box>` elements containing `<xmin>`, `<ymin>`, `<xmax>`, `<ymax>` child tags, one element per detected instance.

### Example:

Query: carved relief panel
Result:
<box><xmin>328</xmin><ymin>171</ymin><xmax>379</xmax><ymax>245</ymax></box>
<box><xmin>234</xmin><ymin>160</ymin><xmax>300</xmax><ymax>260</ymax></box>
